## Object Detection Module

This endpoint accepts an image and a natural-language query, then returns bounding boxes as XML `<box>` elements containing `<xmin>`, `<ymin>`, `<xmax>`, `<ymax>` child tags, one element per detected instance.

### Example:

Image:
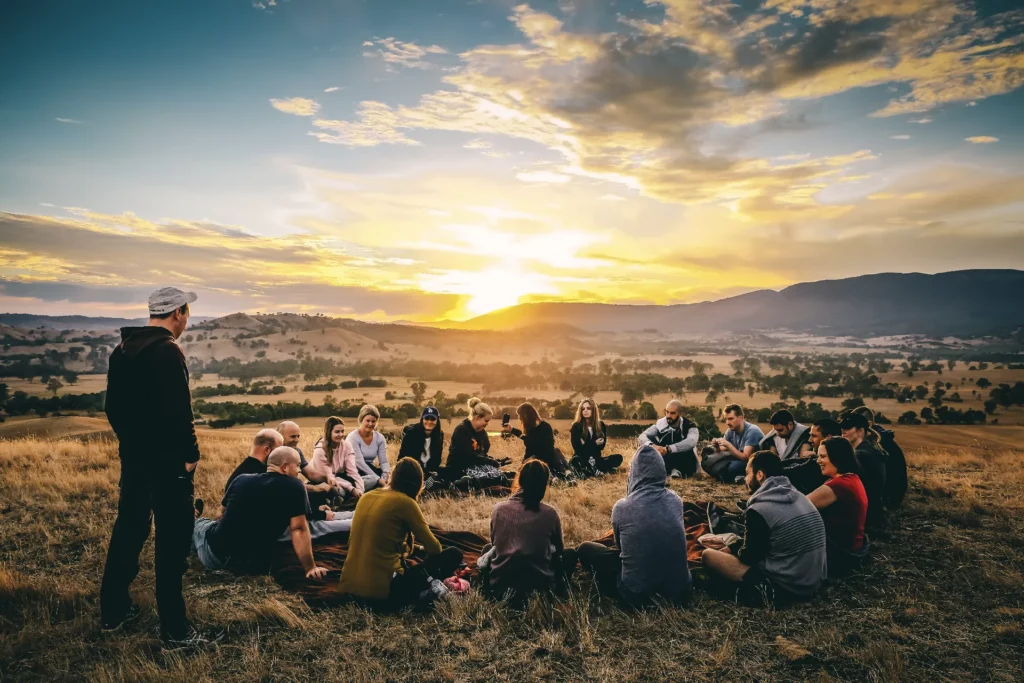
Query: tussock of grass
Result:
<box><xmin>1</xmin><ymin>432</ymin><xmax>1023</xmax><ymax>681</ymax></box>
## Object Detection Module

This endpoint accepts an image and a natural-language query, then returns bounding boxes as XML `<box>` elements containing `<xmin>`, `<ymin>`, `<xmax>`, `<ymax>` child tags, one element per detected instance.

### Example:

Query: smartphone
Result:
<box><xmin>502</xmin><ymin>413</ymin><xmax>510</xmax><ymax>427</ymax></box>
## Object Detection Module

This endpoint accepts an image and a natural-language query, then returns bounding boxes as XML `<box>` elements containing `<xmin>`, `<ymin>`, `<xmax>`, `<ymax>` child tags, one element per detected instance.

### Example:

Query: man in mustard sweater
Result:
<box><xmin>340</xmin><ymin>458</ymin><xmax>462</xmax><ymax>608</ymax></box>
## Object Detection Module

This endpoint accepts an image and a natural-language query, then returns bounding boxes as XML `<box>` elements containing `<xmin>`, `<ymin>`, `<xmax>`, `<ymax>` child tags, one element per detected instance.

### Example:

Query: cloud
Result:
<box><xmin>55</xmin><ymin>117</ymin><xmax>85</xmax><ymax>125</ymax></box>
<box><xmin>889</xmin><ymin>134</ymin><xmax>910</xmax><ymax>139</ymax></box>
<box><xmin>599</xmin><ymin>194</ymin><xmax>626</xmax><ymax>201</ymax></box>
<box><xmin>909</xmin><ymin>118</ymin><xmax>932</xmax><ymax>124</ymax></box>
<box><xmin>324</xmin><ymin>86</ymin><xmax>341</xmax><ymax>93</ymax></box>
<box><xmin>965</xmin><ymin>136</ymin><xmax>999</xmax><ymax>144</ymax></box>
<box><xmin>362</xmin><ymin>37</ymin><xmax>448</xmax><ymax>70</ymax></box>
<box><xmin>463</xmin><ymin>138</ymin><xmax>492</xmax><ymax>149</ymax></box>
<box><xmin>310</xmin><ymin>102</ymin><xmax>420</xmax><ymax>146</ymax></box>
<box><xmin>270</xmin><ymin>97</ymin><xmax>321</xmax><ymax>117</ymax></box>
<box><xmin>516</xmin><ymin>170</ymin><xmax>571</xmax><ymax>183</ymax></box>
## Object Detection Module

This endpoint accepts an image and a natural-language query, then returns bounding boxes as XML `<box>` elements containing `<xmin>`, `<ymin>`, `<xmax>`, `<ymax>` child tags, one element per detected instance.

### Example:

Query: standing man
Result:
<box><xmin>639</xmin><ymin>399</ymin><xmax>700</xmax><ymax>479</ymax></box>
<box><xmin>100</xmin><ymin>287</ymin><xmax>221</xmax><ymax>648</ymax></box>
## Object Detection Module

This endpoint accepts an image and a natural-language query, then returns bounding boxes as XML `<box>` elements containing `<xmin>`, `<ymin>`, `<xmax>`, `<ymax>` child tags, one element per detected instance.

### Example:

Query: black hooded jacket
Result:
<box><xmin>105</xmin><ymin>326</ymin><xmax>201</xmax><ymax>471</ymax></box>
<box><xmin>397</xmin><ymin>421</ymin><xmax>444</xmax><ymax>473</ymax></box>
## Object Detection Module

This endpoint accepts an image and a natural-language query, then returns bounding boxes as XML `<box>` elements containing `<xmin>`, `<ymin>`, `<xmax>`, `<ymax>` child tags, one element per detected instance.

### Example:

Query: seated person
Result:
<box><xmin>345</xmin><ymin>405</ymin><xmax>390</xmax><ymax>491</ymax></box>
<box><xmin>778</xmin><ymin>417</ymin><xmax>841</xmax><ymax>495</ymax></box>
<box><xmin>840</xmin><ymin>413</ymin><xmax>888</xmax><ymax>529</ymax></box>
<box><xmin>759</xmin><ymin>410</ymin><xmax>814</xmax><ymax>461</ymax></box>
<box><xmin>225</xmin><ymin>428</ymin><xmax>282</xmax><ymax>490</ymax></box>
<box><xmin>310</xmin><ymin>416</ymin><xmax>364</xmax><ymax>501</ymax></box>
<box><xmin>192</xmin><ymin>447</ymin><xmax>329</xmax><ymax>579</ymax></box>
<box><xmin>575</xmin><ymin>445</ymin><xmax>692</xmax><ymax>607</ymax></box>
<box><xmin>485</xmin><ymin>459</ymin><xmax>569</xmax><ymax>602</ymax></box>
<box><xmin>502</xmin><ymin>402</ymin><xmax>569</xmax><ymax>478</ymax></box>
<box><xmin>807</xmin><ymin>437</ymin><xmax>869</xmax><ymax>576</ymax></box>
<box><xmin>445</xmin><ymin>398</ymin><xmax>511</xmax><ymax>486</ymax></box>
<box><xmin>702</xmin><ymin>451</ymin><xmax>827</xmax><ymax>607</ymax></box>
<box><xmin>568</xmin><ymin>398</ymin><xmax>622</xmax><ymax>478</ymax></box>
<box><xmin>704</xmin><ymin>404</ymin><xmax>765</xmax><ymax>482</ymax></box>
<box><xmin>852</xmin><ymin>406</ymin><xmax>907</xmax><ymax>508</ymax></box>
<box><xmin>338</xmin><ymin>457</ymin><xmax>463</xmax><ymax>610</ymax></box>
<box><xmin>397</xmin><ymin>406</ymin><xmax>445</xmax><ymax>490</ymax></box>
<box><xmin>638</xmin><ymin>399</ymin><xmax>700</xmax><ymax>479</ymax></box>
<box><xmin>809</xmin><ymin>417</ymin><xmax>841</xmax><ymax>450</ymax></box>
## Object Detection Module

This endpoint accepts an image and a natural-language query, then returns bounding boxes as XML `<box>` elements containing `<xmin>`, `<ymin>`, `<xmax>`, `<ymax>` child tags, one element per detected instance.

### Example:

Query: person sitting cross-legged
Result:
<box><xmin>483</xmin><ymin>459</ymin><xmax>572</xmax><ymax>604</ymax></box>
<box><xmin>397</xmin><ymin>406</ymin><xmax>446</xmax><ymax>492</ymax></box>
<box><xmin>568</xmin><ymin>398</ymin><xmax>623</xmax><ymax>479</ymax></box>
<box><xmin>759</xmin><ymin>410</ymin><xmax>814</xmax><ymax>461</ymax></box>
<box><xmin>192</xmin><ymin>447</ymin><xmax>329</xmax><ymax>580</ymax></box>
<box><xmin>638</xmin><ymin>399</ymin><xmax>700</xmax><ymax>479</ymax></box>
<box><xmin>502</xmin><ymin>402</ymin><xmax>570</xmax><ymax>479</ymax></box>
<box><xmin>225</xmin><ymin>428</ymin><xmax>282</xmax><ymax>491</ymax></box>
<box><xmin>701</xmin><ymin>450</ymin><xmax>827</xmax><ymax>608</ymax></box>
<box><xmin>703</xmin><ymin>403</ymin><xmax>765</xmax><ymax>483</ymax></box>
<box><xmin>338</xmin><ymin>457</ymin><xmax>463</xmax><ymax>611</ymax></box>
<box><xmin>574</xmin><ymin>445</ymin><xmax>692</xmax><ymax>607</ymax></box>
<box><xmin>840</xmin><ymin>413</ymin><xmax>888</xmax><ymax>530</ymax></box>
<box><xmin>807</xmin><ymin>437</ymin><xmax>869</xmax><ymax>577</ymax></box>
<box><xmin>310</xmin><ymin>416</ymin><xmax>364</xmax><ymax>502</ymax></box>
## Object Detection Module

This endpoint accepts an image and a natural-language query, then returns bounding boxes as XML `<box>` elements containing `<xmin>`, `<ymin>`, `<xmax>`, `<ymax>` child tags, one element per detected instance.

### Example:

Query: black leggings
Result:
<box><xmin>385</xmin><ymin>546</ymin><xmax>464</xmax><ymax>609</ymax></box>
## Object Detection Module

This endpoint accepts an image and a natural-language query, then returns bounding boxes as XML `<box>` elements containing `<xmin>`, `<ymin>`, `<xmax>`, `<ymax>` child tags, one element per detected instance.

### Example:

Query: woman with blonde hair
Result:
<box><xmin>310</xmin><ymin>416</ymin><xmax>365</xmax><ymax>501</ymax></box>
<box><xmin>445</xmin><ymin>398</ymin><xmax>511</xmax><ymax>488</ymax></box>
<box><xmin>569</xmin><ymin>398</ymin><xmax>623</xmax><ymax>478</ymax></box>
<box><xmin>345</xmin><ymin>404</ymin><xmax>389</xmax><ymax>491</ymax></box>
<box><xmin>503</xmin><ymin>402</ymin><xmax>569</xmax><ymax>479</ymax></box>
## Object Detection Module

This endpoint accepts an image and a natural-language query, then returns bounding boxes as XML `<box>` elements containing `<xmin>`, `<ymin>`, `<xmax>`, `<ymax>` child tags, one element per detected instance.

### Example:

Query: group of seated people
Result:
<box><xmin>190</xmin><ymin>396</ymin><xmax>906</xmax><ymax>610</ymax></box>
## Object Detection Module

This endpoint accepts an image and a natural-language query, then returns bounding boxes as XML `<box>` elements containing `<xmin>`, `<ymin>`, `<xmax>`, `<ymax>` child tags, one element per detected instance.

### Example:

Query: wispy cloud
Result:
<box><xmin>463</xmin><ymin>138</ymin><xmax>491</xmax><ymax>149</ymax></box>
<box><xmin>516</xmin><ymin>170</ymin><xmax>572</xmax><ymax>184</ymax></box>
<box><xmin>909</xmin><ymin>118</ymin><xmax>933</xmax><ymax>124</ymax></box>
<box><xmin>270</xmin><ymin>97</ymin><xmax>320</xmax><ymax>117</ymax></box>
<box><xmin>890</xmin><ymin>135</ymin><xmax>911</xmax><ymax>140</ymax></box>
<box><xmin>54</xmin><ymin>118</ymin><xmax>84</xmax><ymax>125</ymax></box>
<box><xmin>362</xmin><ymin>37</ymin><xmax>448</xmax><ymax>70</ymax></box>
<box><xmin>324</xmin><ymin>86</ymin><xmax>341</xmax><ymax>93</ymax></box>
<box><xmin>965</xmin><ymin>136</ymin><xmax>999</xmax><ymax>144</ymax></box>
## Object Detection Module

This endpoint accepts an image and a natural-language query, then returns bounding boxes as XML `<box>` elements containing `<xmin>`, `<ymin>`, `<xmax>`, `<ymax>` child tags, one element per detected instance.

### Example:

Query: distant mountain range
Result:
<box><xmin>452</xmin><ymin>270</ymin><xmax>1024</xmax><ymax>337</ymax></box>
<box><xmin>2</xmin><ymin>270</ymin><xmax>1021</xmax><ymax>338</ymax></box>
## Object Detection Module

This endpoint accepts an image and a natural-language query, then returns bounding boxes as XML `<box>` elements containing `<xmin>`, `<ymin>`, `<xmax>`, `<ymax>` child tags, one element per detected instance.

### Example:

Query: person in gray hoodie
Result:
<box><xmin>574</xmin><ymin>446</ymin><xmax>692</xmax><ymax>606</ymax></box>
<box><xmin>758</xmin><ymin>409</ymin><xmax>813</xmax><ymax>461</ymax></box>
<box><xmin>638</xmin><ymin>400</ymin><xmax>700</xmax><ymax>478</ymax></box>
<box><xmin>702</xmin><ymin>450</ymin><xmax>827</xmax><ymax>607</ymax></box>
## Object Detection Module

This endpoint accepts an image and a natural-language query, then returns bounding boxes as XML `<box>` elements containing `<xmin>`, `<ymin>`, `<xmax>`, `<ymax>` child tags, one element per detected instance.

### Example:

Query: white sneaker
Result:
<box><xmin>670</xmin><ymin>469</ymin><xmax>682</xmax><ymax>479</ymax></box>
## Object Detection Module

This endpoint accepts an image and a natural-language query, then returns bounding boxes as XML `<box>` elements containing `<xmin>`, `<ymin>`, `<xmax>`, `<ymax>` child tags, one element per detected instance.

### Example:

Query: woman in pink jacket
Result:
<box><xmin>310</xmin><ymin>416</ymin><xmax>365</xmax><ymax>501</ymax></box>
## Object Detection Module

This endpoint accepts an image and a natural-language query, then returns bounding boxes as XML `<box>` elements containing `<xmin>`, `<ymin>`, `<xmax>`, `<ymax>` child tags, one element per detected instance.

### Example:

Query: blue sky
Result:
<box><xmin>1</xmin><ymin>0</ymin><xmax>1022</xmax><ymax>320</ymax></box>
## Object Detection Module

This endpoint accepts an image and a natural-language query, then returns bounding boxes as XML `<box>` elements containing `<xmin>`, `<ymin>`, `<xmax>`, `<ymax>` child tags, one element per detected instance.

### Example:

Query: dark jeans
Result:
<box><xmin>486</xmin><ymin>549</ymin><xmax>578</xmax><ymax>604</ymax></box>
<box><xmin>663</xmin><ymin>450</ymin><xmax>698</xmax><ymax>477</ymax></box>
<box><xmin>385</xmin><ymin>546</ymin><xmax>464</xmax><ymax>609</ymax></box>
<box><xmin>576</xmin><ymin>541</ymin><xmax>622</xmax><ymax>597</ymax></box>
<box><xmin>723</xmin><ymin>458</ymin><xmax>746</xmax><ymax>481</ymax></box>
<box><xmin>100</xmin><ymin>464</ymin><xmax>195</xmax><ymax>639</ymax></box>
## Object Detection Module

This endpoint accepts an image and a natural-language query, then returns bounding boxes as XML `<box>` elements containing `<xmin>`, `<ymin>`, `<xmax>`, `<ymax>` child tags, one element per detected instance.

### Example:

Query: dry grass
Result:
<box><xmin>1</xmin><ymin>427</ymin><xmax>1023</xmax><ymax>682</ymax></box>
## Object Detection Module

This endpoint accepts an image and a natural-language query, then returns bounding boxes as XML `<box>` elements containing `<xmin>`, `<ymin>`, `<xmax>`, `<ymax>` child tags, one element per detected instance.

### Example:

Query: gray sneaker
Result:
<box><xmin>669</xmin><ymin>469</ymin><xmax>682</xmax><ymax>479</ymax></box>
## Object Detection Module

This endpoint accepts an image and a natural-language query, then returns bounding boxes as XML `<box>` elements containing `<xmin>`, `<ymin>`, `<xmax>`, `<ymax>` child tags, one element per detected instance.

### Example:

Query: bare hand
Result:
<box><xmin>352</xmin><ymin>489</ymin><xmax>362</xmax><ymax>499</ymax></box>
<box><xmin>316</xmin><ymin>482</ymin><xmax>332</xmax><ymax>493</ymax></box>
<box><xmin>319</xmin><ymin>505</ymin><xmax>335</xmax><ymax>521</ymax></box>
<box><xmin>500</xmin><ymin>424</ymin><xmax>512</xmax><ymax>434</ymax></box>
<box><xmin>654</xmin><ymin>445</ymin><xmax>667</xmax><ymax>455</ymax></box>
<box><xmin>596</xmin><ymin>437</ymin><xmax>605</xmax><ymax>446</ymax></box>
<box><xmin>306</xmin><ymin>566</ymin><xmax>328</xmax><ymax>580</ymax></box>
<box><xmin>184</xmin><ymin>461</ymin><xmax>198</xmax><ymax>473</ymax></box>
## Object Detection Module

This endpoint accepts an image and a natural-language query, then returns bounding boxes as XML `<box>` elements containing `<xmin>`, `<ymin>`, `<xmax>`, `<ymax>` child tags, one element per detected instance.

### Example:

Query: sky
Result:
<box><xmin>1</xmin><ymin>0</ymin><xmax>1022</xmax><ymax>322</ymax></box>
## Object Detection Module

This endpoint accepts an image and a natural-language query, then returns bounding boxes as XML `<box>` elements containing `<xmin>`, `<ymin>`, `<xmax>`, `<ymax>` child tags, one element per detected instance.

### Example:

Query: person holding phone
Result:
<box><xmin>446</xmin><ymin>398</ymin><xmax>511</xmax><ymax>486</ymax></box>
<box><xmin>569</xmin><ymin>398</ymin><xmax>622</xmax><ymax>478</ymax></box>
<box><xmin>501</xmin><ymin>402</ymin><xmax>569</xmax><ymax>479</ymax></box>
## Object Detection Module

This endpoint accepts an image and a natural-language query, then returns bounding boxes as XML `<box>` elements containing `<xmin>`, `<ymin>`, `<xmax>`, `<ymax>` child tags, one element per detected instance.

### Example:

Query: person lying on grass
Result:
<box><xmin>575</xmin><ymin>445</ymin><xmax>692</xmax><ymax>607</ymax></box>
<box><xmin>192</xmin><ymin>446</ymin><xmax>329</xmax><ymax>580</ymax></box>
<box><xmin>339</xmin><ymin>457</ymin><xmax>463</xmax><ymax>610</ymax></box>
<box><xmin>701</xmin><ymin>450</ymin><xmax>826</xmax><ymax>608</ymax></box>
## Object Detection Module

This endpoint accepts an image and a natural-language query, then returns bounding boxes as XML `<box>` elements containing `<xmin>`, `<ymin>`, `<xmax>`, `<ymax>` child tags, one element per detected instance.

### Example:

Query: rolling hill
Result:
<box><xmin>453</xmin><ymin>269</ymin><xmax>1024</xmax><ymax>336</ymax></box>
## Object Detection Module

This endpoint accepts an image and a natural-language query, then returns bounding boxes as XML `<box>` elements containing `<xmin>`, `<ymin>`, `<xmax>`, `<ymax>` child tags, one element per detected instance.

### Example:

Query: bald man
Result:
<box><xmin>193</xmin><ymin>447</ymin><xmax>328</xmax><ymax>580</ymax></box>
<box><xmin>225</xmin><ymin>429</ymin><xmax>282</xmax><ymax>491</ymax></box>
<box><xmin>639</xmin><ymin>399</ymin><xmax>700</xmax><ymax>479</ymax></box>
<box><xmin>277</xmin><ymin>421</ymin><xmax>332</xmax><ymax>495</ymax></box>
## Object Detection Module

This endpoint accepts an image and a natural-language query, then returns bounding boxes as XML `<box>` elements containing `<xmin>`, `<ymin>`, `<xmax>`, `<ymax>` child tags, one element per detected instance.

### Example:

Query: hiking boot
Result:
<box><xmin>162</xmin><ymin>625</ymin><xmax>226</xmax><ymax>652</ymax></box>
<box><xmin>101</xmin><ymin>603</ymin><xmax>141</xmax><ymax>632</ymax></box>
<box><xmin>733</xmin><ymin>475</ymin><xmax>746</xmax><ymax>485</ymax></box>
<box><xmin>669</xmin><ymin>469</ymin><xmax>683</xmax><ymax>479</ymax></box>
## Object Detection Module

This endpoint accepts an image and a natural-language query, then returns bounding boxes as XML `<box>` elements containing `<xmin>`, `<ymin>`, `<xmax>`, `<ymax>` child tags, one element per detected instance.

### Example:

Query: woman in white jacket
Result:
<box><xmin>345</xmin><ymin>404</ymin><xmax>389</xmax><ymax>491</ymax></box>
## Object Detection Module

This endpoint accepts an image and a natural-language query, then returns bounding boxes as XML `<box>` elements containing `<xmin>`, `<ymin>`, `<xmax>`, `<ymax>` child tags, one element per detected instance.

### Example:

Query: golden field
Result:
<box><xmin>1</xmin><ymin>422</ymin><xmax>1023</xmax><ymax>681</ymax></box>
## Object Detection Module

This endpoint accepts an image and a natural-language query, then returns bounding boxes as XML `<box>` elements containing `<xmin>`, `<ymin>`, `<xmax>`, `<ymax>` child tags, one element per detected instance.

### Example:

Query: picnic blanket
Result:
<box><xmin>269</xmin><ymin>500</ymin><xmax>725</xmax><ymax>604</ymax></box>
<box><xmin>270</xmin><ymin>526</ymin><xmax>488</xmax><ymax>605</ymax></box>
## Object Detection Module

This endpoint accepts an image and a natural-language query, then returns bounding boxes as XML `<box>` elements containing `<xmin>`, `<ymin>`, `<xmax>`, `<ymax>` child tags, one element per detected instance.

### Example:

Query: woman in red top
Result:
<box><xmin>807</xmin><ymin>436</ymin><xmax>869</xmax><ymax>576</ymax></box>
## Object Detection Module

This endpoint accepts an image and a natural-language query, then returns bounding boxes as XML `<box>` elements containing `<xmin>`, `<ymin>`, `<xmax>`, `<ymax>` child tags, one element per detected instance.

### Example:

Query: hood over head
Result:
<box><xmin>627</xmin><ymin>445</ymin><xmax>668</xmax><ymax>496</ymax></box>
